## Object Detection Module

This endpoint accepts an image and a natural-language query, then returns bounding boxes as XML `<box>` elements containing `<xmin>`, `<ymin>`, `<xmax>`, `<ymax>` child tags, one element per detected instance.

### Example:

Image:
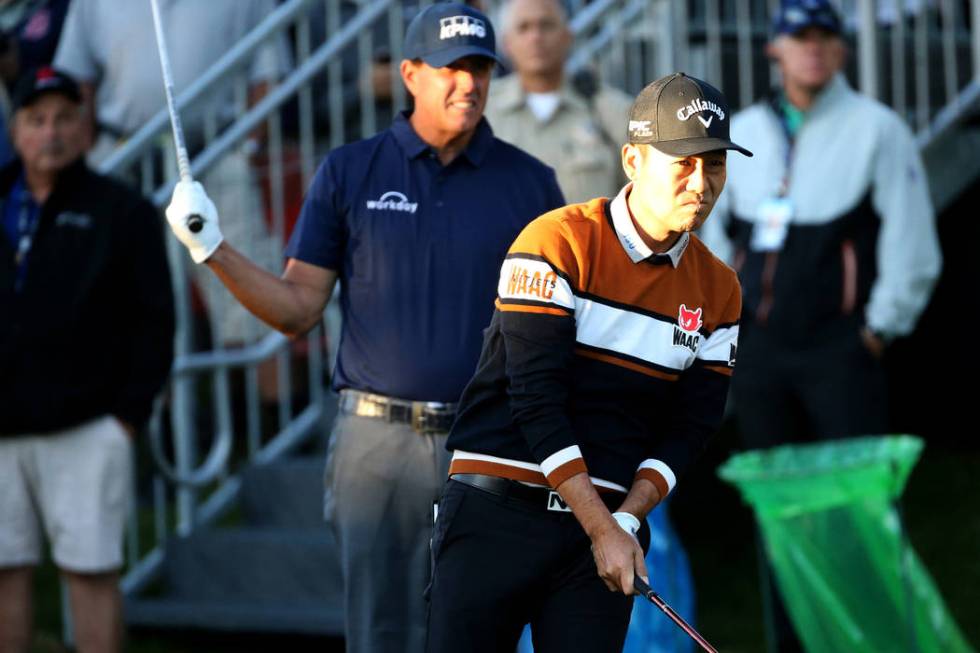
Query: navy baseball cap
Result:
<box><xmin>403</xmin><ymin>2</ymin><xmax>502</xmax><ymax>68</ymax></box>
<box><xmin>628</xmin><ymin>73</ymin><xmax>752</xmax><ymax>158</ymax></box>
<box><xmin>11</xmin><ymin>66</ymin><xmax>81</xmax><ymax>112</ymax></box>
<box><xmin>773</xmin><ymin>0</ymin><xmax>842</xmax><ymax>36</ymax></box>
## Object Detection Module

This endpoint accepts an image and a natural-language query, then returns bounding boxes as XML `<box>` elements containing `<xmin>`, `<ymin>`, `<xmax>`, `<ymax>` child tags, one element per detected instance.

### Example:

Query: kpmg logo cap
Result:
<box><xmin>404</xmin><ymin>2</ymin><xmax>501</xmax><ymax>68</ymax></box>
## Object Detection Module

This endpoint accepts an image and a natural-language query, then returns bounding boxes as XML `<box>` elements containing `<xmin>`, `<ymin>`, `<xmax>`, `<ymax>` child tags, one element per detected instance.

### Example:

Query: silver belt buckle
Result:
<box><xmin>547</xmin><ymin>491</ymin><xmax>571</xmax><ymax>512</ymax></box>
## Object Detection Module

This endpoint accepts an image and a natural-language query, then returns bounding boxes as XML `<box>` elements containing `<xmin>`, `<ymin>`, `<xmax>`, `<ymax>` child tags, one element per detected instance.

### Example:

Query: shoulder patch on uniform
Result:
<box><xmin>498</xmin><ymin>256</ymin><xmax>575</xmax><ymax>310</ymax></box>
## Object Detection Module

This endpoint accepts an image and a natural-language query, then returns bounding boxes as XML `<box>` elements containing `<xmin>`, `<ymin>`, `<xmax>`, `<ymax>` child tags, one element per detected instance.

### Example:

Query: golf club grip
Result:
<box><xmin>634</xmin><ymin>576</ymin><xmax>651</xmax><ymax>597</ymax></box>
<box><xmin>633</xmin><ymin>577</ymin><xmax>719</xmax><ymax>653</ymax></box>
<box><xmin>187</xmin><ymin>213</ymin><xmax>204</xmax><ymax>233</ymax></box>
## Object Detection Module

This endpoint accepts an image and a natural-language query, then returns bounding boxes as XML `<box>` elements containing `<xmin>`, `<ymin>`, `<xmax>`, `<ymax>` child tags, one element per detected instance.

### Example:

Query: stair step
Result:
<box><xmin>241</xmin><ymin>457</ymin><xmax>326</xmax><ymax>528</ymax></box>
<box><xmin>125</xmin><ymin>597</ymin><xmax>343</xmax><ymax>635</ymax></box>
<box><xmin>164</xmin><ymin>528</ymin><xmax>342</xmax><ymax>605</ymax></box>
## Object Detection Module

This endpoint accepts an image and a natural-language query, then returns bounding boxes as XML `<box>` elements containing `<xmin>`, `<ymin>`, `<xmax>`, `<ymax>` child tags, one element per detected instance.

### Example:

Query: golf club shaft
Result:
<box><xmin>634</xmin><ymin>576</ymin><xmax>719</xmax><ymax>653</ymax></box>
<box><xmin>149</xmin><ymin>0</ymin><xmax>203</xmax><ymax>232</ymax></box>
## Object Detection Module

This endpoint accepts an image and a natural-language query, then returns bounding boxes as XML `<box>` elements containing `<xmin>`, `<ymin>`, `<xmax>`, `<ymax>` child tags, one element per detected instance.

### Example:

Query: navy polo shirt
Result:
<box><xmin>285</xmin><ymin>112</ymin><xmax>565</xmax><ymax>402</ymax></box>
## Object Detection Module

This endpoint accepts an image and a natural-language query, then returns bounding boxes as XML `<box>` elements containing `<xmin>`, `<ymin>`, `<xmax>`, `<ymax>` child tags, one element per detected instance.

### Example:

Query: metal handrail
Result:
<box><xmin>917</xmin><ymin>78</ymin><xmax>980</xmax><ymax>148</ymax></box>
<box><xmin>123</xmin><ymin>401</ymin><xmax>326</xmax><ymax>595</ymax></box>
<box><xmin>149</xmin><ymin>421</ymin><xmax>233</xmax><ymax>488</ymax></box>
<box><xmin>134</xmin><ymin>0</ymin><xmax>393</xmax><ymax>493</ymax></box>
<box><xmin>145</xmin><ymin>332</ymin><xmax>288</xmax><ymax>487</ymax></box>
<box><xmin>567</xmin><ymin>0</ymin><xmax>647</xmax><ymax>74</ymax></box>
<box><xmin>567</xmin><ymin>0</ymin><xmax>621</xmax><ymax>33</ymax></box>
<box><xmin>98</xmin><ymin>0</ymin><xmax>317</xmax><ymax>176</ymax></box>
<box><xmin>151</xmin><ymin>0</ymin><xmax>393</xmax><ymax>206</ymax></box>
<box><xmin>174</xmin><ymin>331</ymin><xmax>289</xmax><ymax>376</ymax></box>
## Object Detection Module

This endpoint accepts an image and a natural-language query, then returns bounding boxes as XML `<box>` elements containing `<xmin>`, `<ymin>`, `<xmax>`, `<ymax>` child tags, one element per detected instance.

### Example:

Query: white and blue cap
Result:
<box><xmin>403</xmin><ymin>2</ymin><xmax>502</xmax><ymax>68</ymax></box>
<box><xmin>773</xmin><ymin>0</ymin><xmax>842</xmax><ymax>36</ymax></box>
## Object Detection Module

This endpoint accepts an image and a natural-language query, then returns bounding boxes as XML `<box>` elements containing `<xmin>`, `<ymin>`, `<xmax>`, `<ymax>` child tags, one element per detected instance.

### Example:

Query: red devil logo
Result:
<box><xmin>678</xmin><ymin>304</ymin><xmax>703</xmax><ymax>332</ymax></box>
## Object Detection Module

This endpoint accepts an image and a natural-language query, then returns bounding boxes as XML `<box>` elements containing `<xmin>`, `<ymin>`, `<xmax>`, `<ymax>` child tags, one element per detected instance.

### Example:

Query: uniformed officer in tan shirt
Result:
<box><xmin>485</xmin><ymin>0</ymin><xmax>633</xmax><ymax>203</ymax></box>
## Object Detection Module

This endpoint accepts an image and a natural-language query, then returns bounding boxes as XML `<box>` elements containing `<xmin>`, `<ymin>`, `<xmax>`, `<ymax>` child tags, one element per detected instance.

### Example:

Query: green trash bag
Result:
<box><xmin>718</xmin><ymin>435</ymin><xmax>974</xmax><ymax>653</ymax></box>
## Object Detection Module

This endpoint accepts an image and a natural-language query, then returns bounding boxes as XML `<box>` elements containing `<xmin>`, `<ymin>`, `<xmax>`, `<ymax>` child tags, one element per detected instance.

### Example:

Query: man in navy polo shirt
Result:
<box><xmin>164</xmin><ymin>3</ymin><xmax>564</xmax><ymax>651</ymax></box>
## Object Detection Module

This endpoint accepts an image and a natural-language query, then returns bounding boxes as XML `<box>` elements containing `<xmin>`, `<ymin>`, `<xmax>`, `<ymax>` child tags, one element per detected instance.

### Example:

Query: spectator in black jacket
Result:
<box><xmin>0</xmin><ymin>67</ymin><xmax>174</xmax><ymax>653</ymax></box>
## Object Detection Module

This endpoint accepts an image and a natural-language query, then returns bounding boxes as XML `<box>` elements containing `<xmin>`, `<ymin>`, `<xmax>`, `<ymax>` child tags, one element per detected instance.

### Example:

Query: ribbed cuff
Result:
<box><xmin>541</xmin><ymin>445</ymin><xmax>588</xmax><ymax>487</ymax></box>
<box><xmin>635</xmin><ymin>459</ymin><xmax>676</xmax><ymax>499</ymax></box>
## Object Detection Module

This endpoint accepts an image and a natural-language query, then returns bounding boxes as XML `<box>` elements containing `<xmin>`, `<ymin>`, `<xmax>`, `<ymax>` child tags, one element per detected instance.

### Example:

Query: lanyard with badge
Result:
<box><xmin>12</xmin><ymin>184</ymin><xmax>41</xmax><ymax>292</ymax></box>
<box><xmin>750</xmin><ymin>107</ymin><xmax>796</xmax><ymax>252</ymax></box>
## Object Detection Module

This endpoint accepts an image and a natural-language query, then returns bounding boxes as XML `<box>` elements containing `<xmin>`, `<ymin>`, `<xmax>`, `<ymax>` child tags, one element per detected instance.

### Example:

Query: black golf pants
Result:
<box><xmin>426</xmin><ymin>479</ymin><xmax>648</xmax><ymax>653</ymax></box>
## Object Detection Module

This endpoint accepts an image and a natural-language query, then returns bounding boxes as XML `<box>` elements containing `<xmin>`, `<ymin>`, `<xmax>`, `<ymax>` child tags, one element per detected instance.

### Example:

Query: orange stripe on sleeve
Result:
<box><xmin>496</xmin><ymin>299</ymin><xmax>571</xmax><ymax>317</ymax></box>
<box><xmin>635</xmin><ymin>468</ymin><xmax>670</xmax><ymax>499</ymax></box>
<box><xmin>448</xmin><ymin>459</ymin><xmax>550</xmax><ymax>486</ymax></box>
<box><xmin>699</xmin><ymin>363</ymin><xmax>734</xmax><ymax>377</ymax></box>
<box><xmin>544</xmin><ymin>458</ymin><xmax>588</xmax><ymax>488</ymax></box>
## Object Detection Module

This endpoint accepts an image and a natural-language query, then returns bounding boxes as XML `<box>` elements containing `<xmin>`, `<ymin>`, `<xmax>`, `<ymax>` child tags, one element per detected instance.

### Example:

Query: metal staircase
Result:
<box><xmin>99</xmin><ymin>0</ymin><xmax>980</xmax><ymax>640</ymax></box>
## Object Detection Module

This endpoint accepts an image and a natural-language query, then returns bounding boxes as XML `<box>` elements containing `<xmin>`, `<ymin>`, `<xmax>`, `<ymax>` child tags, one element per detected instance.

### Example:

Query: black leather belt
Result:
<box><xmin>451</xmin><ymin>473</ymin><xmax>624</xmax><ymax>514</ymax></box>
<box><xmin>339</xmin><ymin>390</ymin><xmax>456</xmax><ymax>433</ymax></box>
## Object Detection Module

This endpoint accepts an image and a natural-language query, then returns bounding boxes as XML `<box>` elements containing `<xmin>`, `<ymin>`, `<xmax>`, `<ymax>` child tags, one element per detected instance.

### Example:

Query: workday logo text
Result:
<box><xmin>366</xmin><ymin>191</ymin><xmax>418</xmax><ymax>214</ymax></box>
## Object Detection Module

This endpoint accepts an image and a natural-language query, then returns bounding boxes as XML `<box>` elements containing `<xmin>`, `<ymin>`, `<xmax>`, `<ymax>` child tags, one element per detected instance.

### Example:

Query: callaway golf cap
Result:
<box><xmin>627</xmin><ymin>73</ymin><xmax>753</xmax><ymax>158</ymax></box>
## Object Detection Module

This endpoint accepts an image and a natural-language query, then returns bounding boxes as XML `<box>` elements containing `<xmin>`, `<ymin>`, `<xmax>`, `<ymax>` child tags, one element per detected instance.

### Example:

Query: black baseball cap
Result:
<box><xmin>772</xmin><ymin>0</ymin><xmax>842</xmax><ymax>37</ymax></box>
<box><xmin>403</xmin><ymin>2</ymin><xmax>502</xmax><ymax>68</ymax></box>
<box><xmin>627</xmin><ymin>73</ymin><xmax>752</xmax><ymax>158</ymax></box>
<box><xmin>11</xmin><ymin>66</ymin><xmax>81</xmax><ymax>112</ymax></box>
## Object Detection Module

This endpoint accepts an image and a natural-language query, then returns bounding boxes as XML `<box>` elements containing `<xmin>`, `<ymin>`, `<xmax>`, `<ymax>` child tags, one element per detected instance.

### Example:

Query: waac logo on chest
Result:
<box><xmin>672</xmin><ymin>304</ymin><xmax>702</xmax><ymax>353</ymax></box>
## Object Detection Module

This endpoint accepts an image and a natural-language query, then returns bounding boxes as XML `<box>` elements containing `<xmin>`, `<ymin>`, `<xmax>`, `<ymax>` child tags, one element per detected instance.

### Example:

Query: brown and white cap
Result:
<box><xmin>627</xmin><ymin>73</ymin><xmax>752</xmax><ymax>157</ymax></box>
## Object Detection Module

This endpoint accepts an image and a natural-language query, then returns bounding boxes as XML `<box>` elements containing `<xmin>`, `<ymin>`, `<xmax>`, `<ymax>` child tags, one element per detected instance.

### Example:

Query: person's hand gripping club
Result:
<box><xmin>166</xmin><ymin>181</ymin><xmax>222</xmax><ymax>263</ymax></box>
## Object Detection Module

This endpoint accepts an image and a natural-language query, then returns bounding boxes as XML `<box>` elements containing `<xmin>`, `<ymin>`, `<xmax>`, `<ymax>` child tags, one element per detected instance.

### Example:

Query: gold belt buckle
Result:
<box><xmin>353</xmin><ymin>393</ymin><xmax>386</xmax><ymax>419</ymax></box>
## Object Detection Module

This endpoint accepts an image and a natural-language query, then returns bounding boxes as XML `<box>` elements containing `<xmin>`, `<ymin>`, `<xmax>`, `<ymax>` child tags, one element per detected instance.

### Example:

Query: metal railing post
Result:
<box><xmin>388</xmin><ymin>2</ymin><xmax>407</xmax><ymax>113</ymax></box>
<box><xmin>327</xmin><ymin>0</ymin><xmax>345</xmax><ymax>149</ymax></box>
<box><xmin>891</xmin><ymin>3</ymin><xmax>907</xmax><ymax>120</ymax></box>
<box><xmin>297</xmin><ymin>11</ymin><xmax>316</xmax><ymax>188</ymax></box>
<box><xmin>914</xmin><ymin>2</ymin><xmax>930</xmax><ymax>130</ymax></box>
<box><xmin>857</xmin><ymin>0</ymin><xmax>879</xmax><ymax>100</ymax></box>
<box><xmin>940</xmin><ymin>0</ymin><xmax>958</xmax><ymax>107</ymax></box>
<box><xmin>973</xmin><ymin>0</ymin><xmax>980</xmax><ymax>80</ymax></box>
<box><xmin>675</xmin><ymin>0</ymin><xmax>690</xmax><ymax>74</ymax></box>
<box><xmin>358</xmin><ymin>21</ymin><xmax>377</xmax><ymax>138</ymax></box>
<box><xmin>652</xmin><ymin>0</ymin><xmax>674</xmax><ymax>78</ymax></box>
<box><xmin>736</xmin><ymin>0</ymin><xmax>755</xmax><ymax>109</ymax></box>
<box><xmin>705</xmin><ymin>0</ymin><xmax>723</xmax><ymax>86</ymax></box>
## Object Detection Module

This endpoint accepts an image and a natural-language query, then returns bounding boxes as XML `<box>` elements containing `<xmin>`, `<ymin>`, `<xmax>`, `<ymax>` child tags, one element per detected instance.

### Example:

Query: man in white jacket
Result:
<box><xmin>701</xmin><ymin>1</ymin><xmax>941</xmax><ymax>650</ymax></box>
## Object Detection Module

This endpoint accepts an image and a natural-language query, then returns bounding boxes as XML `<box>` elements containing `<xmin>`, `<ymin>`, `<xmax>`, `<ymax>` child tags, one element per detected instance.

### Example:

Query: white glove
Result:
<box><xmin>165</xmin><ymin>180</ymin><xmax>223</xmax><ymax>263</ymax></box>
<box><xmin>612</xmin><ymin>511</ymin><xmax>641</xmax><ymax>538</ymax></box>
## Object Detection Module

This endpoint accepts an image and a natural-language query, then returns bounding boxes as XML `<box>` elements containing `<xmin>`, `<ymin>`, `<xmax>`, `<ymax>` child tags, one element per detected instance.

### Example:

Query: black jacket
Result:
<box><xmin>0</xmin><ymin>158</ymin><xmax>175</xmax><ymax>435</ymax></box>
